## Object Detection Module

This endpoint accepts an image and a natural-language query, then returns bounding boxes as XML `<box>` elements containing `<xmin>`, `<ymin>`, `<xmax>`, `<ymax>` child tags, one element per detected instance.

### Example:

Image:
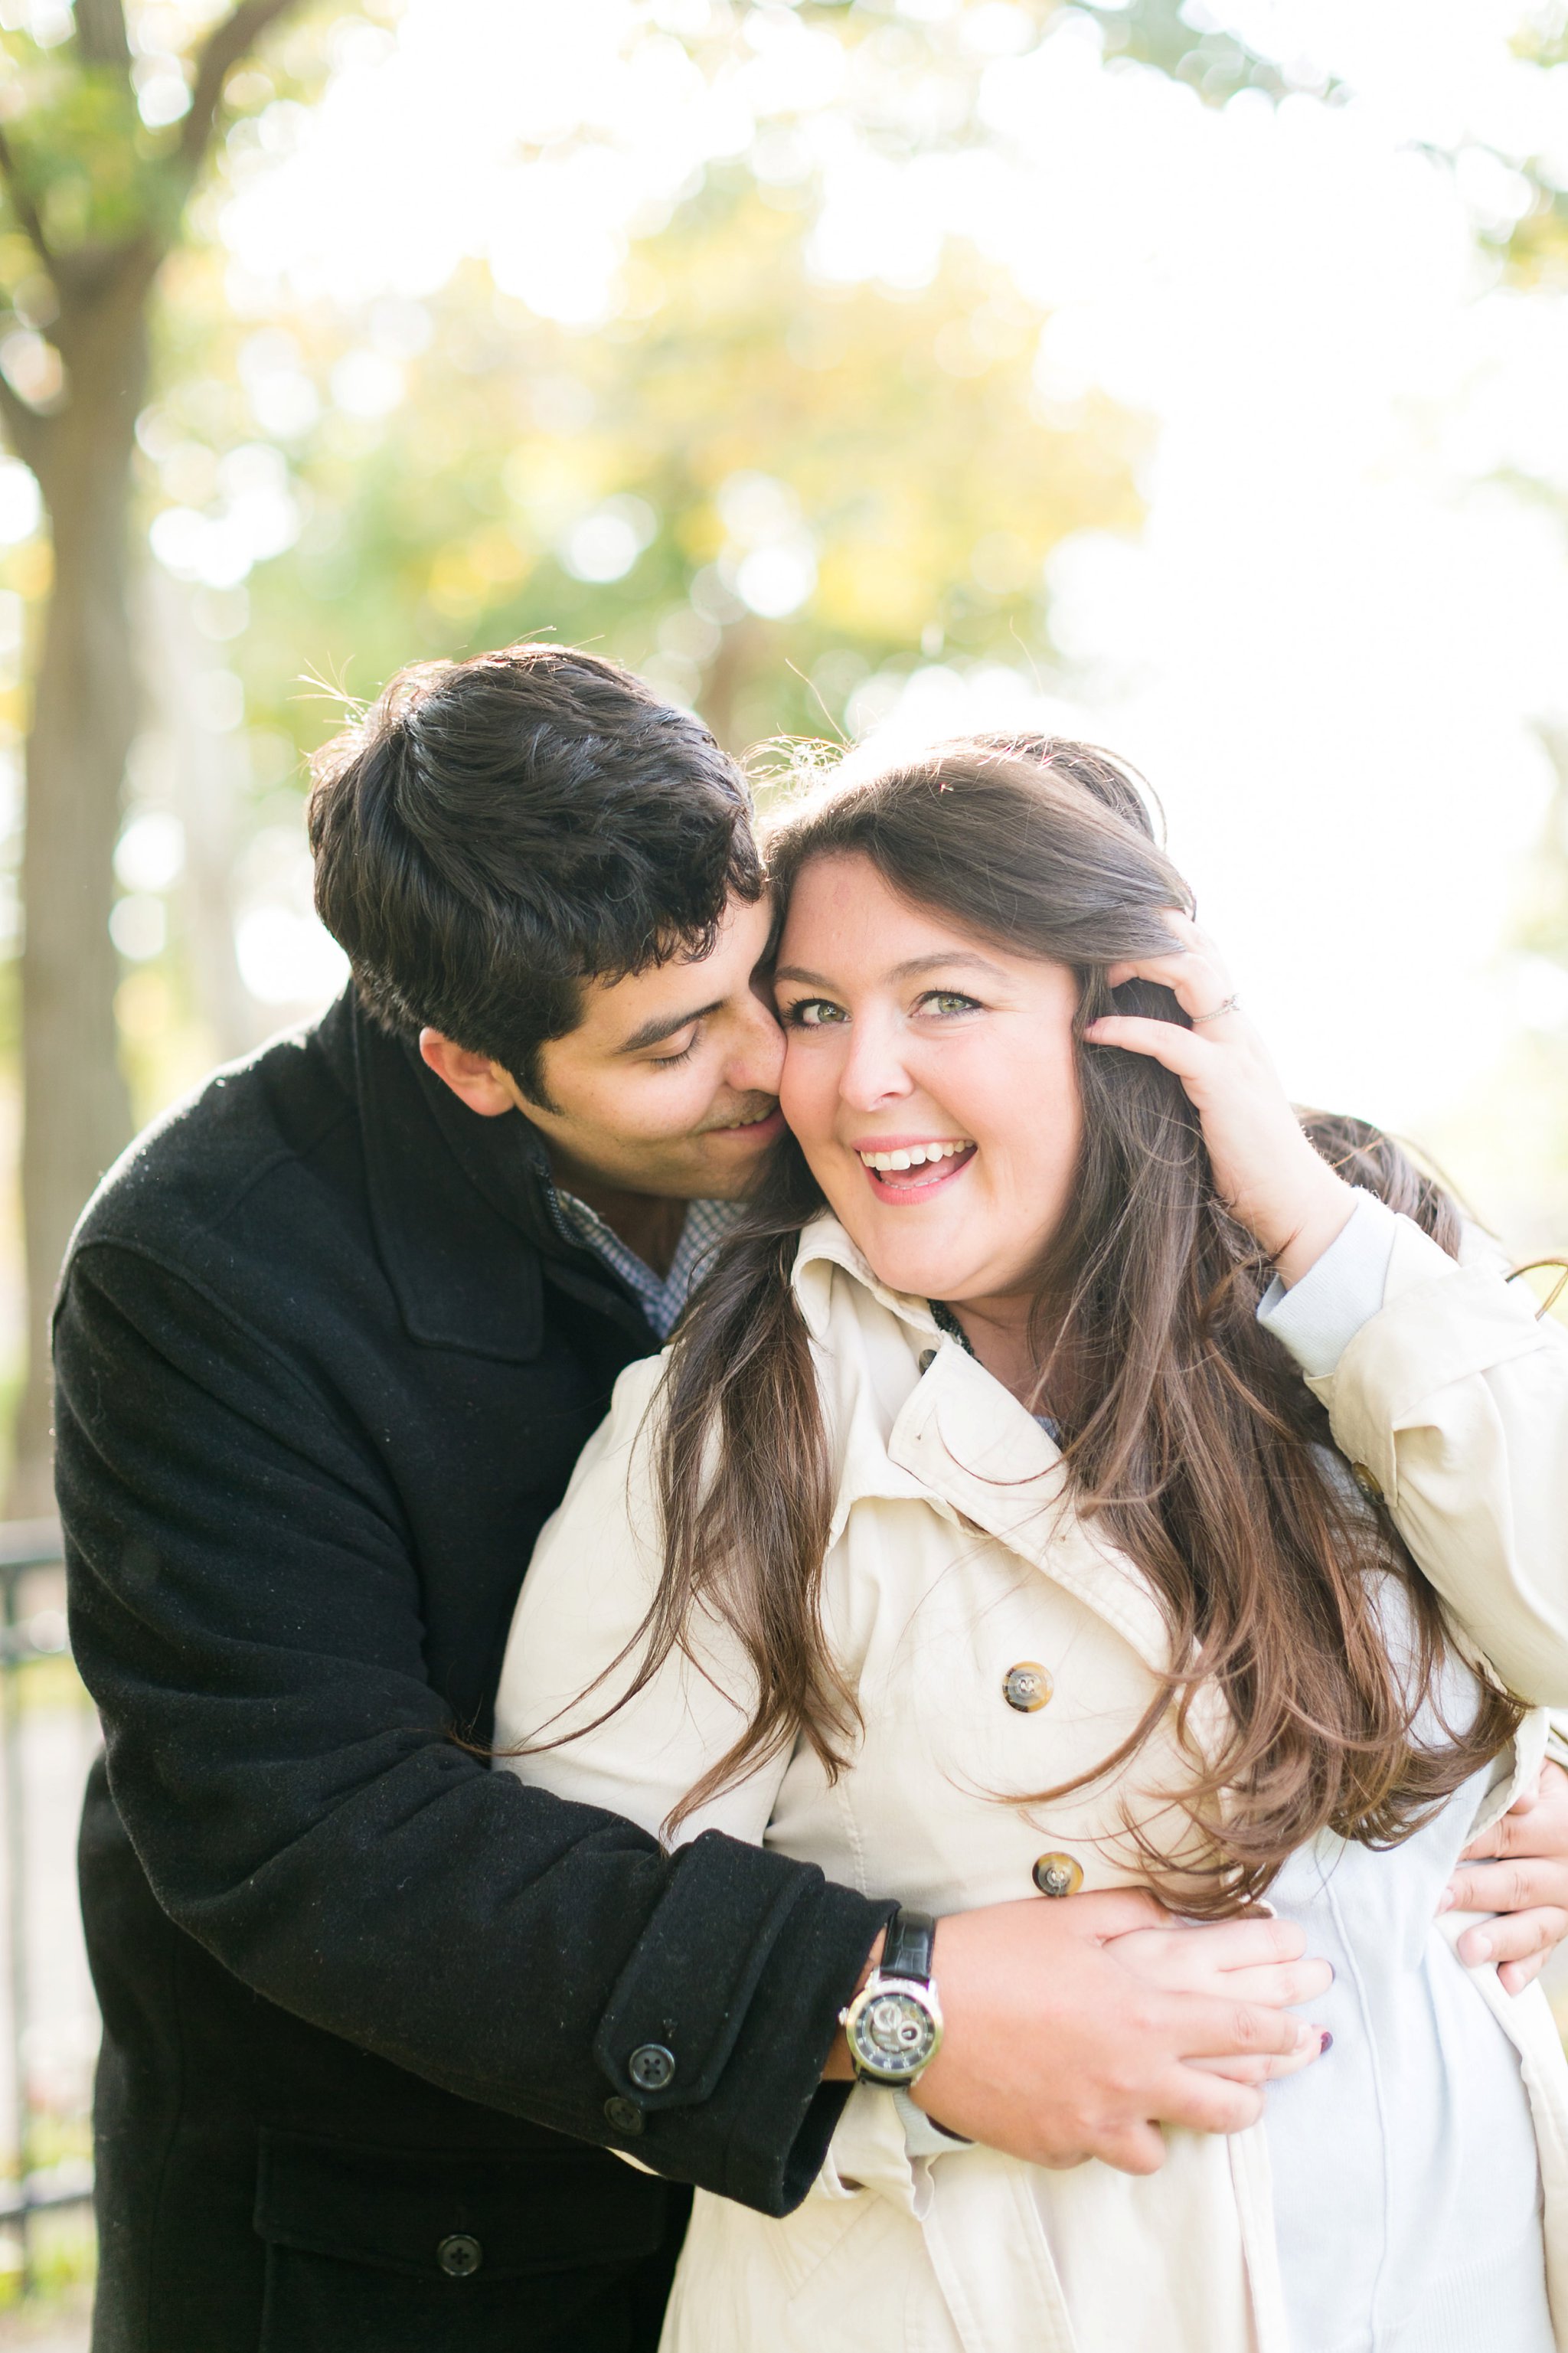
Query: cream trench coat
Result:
<box><xmin>495</xmin><ymin>1208</ymin><xmax>1568</xmax><ymax>2353</ymax></box>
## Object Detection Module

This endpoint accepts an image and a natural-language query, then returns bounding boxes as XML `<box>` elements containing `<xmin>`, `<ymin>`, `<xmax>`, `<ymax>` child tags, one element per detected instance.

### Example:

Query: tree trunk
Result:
<box><xmin>0</xmin><ymin>0</ymin><xmax>305</xmax><ymax>1513</ymax></box>
<box><xmin>145</xmin><ymin>567</ymin><xmax>267</xmax><ymax>1064</ymax></box>
<box><xmin>698</xmin><ymin>615</ymin><xmax>766</xmax><ymax>756</ymax></box>
<box><xmin>8</xmin><ymin>322</ymin><xmax>144</xmax><ymax>1513</ymax></box>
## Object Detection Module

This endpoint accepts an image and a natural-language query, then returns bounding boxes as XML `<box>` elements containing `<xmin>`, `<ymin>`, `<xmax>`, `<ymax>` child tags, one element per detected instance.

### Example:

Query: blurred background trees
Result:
<box><xmin>0</xmin><ymin>0</ymin><xmax>308</xmax><ymax>1508</ymax></box>
<box><xmin>0</xmin><ymin>0</ymin><xmax>1563</xmax><ymax>1506</ymax></box>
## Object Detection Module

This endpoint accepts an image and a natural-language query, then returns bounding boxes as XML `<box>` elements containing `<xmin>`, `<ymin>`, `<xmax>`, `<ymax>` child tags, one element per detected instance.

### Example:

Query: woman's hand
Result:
<box><xmin>1084</xmin><ymin>910</ymin><xmax>1355</xmax><ymax>1286</ymax></box>
<box><xmin>1442</xmin><ymin>1759</ymin><xmax>1568</xmax><ymax>1995</ymax></box>
<box><xmin>903</xmin><ymin>1893</ymin><xmax>1328</xmax><ymax>2175</ymax></box>
<box><xmin>1102</xmin><ymin>1910</ymin><xmax>1331</xmax><ymax>2083</ymax></box>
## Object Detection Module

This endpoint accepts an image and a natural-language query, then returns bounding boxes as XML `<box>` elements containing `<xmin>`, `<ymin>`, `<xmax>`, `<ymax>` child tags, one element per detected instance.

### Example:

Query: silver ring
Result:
<box><xmin>1190</xmin><ymin>993</ymin><xmax>1240</xmax><ymax>1026</ymax></box>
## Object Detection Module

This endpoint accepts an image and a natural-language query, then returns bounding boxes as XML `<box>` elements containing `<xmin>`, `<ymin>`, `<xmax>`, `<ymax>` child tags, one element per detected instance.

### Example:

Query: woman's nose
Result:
<box><xmin>838</xmin><ymin>1018</ymin><xmax>913</xmax><ymax>1111</ymax></box>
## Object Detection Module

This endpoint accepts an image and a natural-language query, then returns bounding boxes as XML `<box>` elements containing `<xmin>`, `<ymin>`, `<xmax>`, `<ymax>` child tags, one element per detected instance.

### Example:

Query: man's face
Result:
<box><xmin>502</xmin><ymin>892</ymin><xmax>785</xmax><ymax>1201</ymax></box>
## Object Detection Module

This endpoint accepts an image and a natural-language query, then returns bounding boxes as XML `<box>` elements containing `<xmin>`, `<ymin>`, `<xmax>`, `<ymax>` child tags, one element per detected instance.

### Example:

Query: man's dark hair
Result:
<box><xmin>309</xmin><ymin>642</ymin><xmax>763</xmax><ymax>1104</ymax></box>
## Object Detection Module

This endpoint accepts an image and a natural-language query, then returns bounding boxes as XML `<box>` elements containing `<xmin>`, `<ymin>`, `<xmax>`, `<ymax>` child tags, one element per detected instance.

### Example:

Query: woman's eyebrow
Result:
<box><xmin>774</xmin><ymin>952</ymin><xmax>1007</xmax><ymax>989</ymax></box>
<box><xmin>887</xmin><ymin>952</ymin><xmax>1008</xmax><ymax>982</ymax></box>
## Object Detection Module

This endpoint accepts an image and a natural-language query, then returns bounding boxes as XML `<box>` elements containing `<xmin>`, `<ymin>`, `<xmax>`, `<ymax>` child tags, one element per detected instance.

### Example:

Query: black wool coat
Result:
<box><xmin>57</xmin><ymin>991</ymin><xmax>890</xmax><ymax>2353</ymax></box>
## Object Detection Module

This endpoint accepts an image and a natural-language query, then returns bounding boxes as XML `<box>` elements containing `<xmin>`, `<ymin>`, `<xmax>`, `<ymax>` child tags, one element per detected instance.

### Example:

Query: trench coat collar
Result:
<box><xmin>790</xmin><ymin>1210</ymin><xmax>943</xmax><ymax>1347</ymax></box>
<box><xmin>790</xmin><ymin>1211</ymin><xmax>1173</xmax><ymax>1675</ymax></box>
<box><xmin>314</xmin><ymin>990</ymin><xmax>652</xmax><ymax>1361</ymax></box>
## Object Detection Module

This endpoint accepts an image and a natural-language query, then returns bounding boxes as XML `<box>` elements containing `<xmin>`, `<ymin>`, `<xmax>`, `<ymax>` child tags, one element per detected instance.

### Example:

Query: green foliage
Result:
<box><xmin>0</xmin><ymin>2</ymin><xmax>344</xmax><ymax>308</ymax></box>
<box><xmin>6</xmin><ymin>59</ymin><xmax>158</xmax><ymax>250</ymax></box>
<box><xmin>188</xmin><ymin>181</ymin><xmax>1145</xmax><ymax>766</ymax></box>
<box><xmin>0</xmin><ymin>0</ymin><xmax>1279</xmax><ymax>1110</ymax></box>
<box><xmin>1091</xmin><ymin>0</ymin><xmax>1295</xmax><ymax>103</ymax></box>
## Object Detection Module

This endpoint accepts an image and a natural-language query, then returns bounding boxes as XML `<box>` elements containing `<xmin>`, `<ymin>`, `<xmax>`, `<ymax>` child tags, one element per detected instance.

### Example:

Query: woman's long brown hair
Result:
<box><xmin>635</xmin><ymin>739</ymin><xmax>1521</xmax><ymax>1912</ymax></box>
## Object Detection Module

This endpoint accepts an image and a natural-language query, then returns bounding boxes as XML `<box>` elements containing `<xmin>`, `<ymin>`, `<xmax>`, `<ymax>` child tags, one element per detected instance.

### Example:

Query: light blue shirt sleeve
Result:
<box><xmin>1256</xmin><ymin>1189</ymin><xmax>1400</xmax><ymax>1379</ymax></box>
<box><xmin>894</xmin><ymin>2087</ymin><xmax>972</xmax><ymax>2156</ymax></box>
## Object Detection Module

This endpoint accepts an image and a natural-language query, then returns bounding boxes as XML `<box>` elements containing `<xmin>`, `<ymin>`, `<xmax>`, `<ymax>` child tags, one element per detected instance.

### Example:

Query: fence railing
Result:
<box><xmin>0</xmin><ymin>1520</ymin><xmax>94</xmax><ymax>2296</ymax></box>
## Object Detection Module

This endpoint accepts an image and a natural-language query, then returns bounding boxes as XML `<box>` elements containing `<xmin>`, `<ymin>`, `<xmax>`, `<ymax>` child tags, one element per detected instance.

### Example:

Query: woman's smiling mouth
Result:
<box><xmin>853</xmin><ymin>1138</ymin><xmax>977</xmax><ymax>1196</ymax></box>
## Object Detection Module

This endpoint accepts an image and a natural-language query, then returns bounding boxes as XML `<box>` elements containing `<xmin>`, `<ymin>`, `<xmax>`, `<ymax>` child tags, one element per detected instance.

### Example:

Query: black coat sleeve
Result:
<box><xmin>57</xmin><ymin>1240</ymin><xmax>891</xmax><ymax>2214</ymax></box>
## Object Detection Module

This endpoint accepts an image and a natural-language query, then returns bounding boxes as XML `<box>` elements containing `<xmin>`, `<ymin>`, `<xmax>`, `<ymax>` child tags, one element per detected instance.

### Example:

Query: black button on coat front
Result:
<box><xmin>57</xmin><ymin>992</ymin><xmax>888</xmax><ymax>2353</ymax></box>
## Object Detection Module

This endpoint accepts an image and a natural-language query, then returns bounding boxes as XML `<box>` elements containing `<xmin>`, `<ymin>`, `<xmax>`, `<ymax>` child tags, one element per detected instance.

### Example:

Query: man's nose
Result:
<box><xmin>725</xmin><ymin>989</ymin><xmax>786</xmax><ymax>1096</ymax></box>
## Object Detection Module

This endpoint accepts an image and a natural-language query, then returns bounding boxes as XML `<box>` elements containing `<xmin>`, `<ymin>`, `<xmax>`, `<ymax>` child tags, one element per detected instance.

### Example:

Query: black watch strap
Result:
<box><xmin>880</xmin><ymin>1906</ymin><xmax>936</xmax><ymax>1985</ymax></box>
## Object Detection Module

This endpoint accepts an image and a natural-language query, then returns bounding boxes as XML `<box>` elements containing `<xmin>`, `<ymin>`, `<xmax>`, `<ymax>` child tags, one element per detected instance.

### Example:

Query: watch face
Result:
<box><xmin>849</xmin><ymin>1985</ymin><xmax>939</xmax><ymax>2080</ymax></box>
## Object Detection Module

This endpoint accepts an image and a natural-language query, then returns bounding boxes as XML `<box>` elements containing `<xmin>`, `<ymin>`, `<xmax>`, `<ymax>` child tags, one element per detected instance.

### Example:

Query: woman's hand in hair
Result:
<box><xmin>1442</xmin><ymin>1760</ymin><xmax>1568</xmax><ymax>1995</ymax></box>
<box><xmin>1085</xmin><ymin>910</ymin><xmax>1356</xmax><ymax>1286</ymax></box>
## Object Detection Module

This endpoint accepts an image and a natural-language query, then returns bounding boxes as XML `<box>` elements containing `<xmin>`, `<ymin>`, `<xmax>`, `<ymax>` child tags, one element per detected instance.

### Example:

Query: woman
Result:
<box><xmin>495</xmin><ymin>738</ymin><xmax>1568</xmax><ymax>2352</ymax></box>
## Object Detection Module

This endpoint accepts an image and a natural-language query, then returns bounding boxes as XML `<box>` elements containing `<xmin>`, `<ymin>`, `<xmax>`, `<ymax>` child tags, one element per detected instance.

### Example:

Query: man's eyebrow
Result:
<box><xmin>774</xmin><ymin>952</ymin><xmax>1007</xmax><ymax>989</ymax></box>
<box><xmin>615</xmin><ymin>998</ymin><xmax>727</xmax><ymax>1054</ymax></box>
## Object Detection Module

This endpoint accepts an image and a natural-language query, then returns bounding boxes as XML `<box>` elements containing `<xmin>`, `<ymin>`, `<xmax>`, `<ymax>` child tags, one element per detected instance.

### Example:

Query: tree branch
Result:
<box><xmin>0</xmin><ymin>364</ymin><xmax>51</xmax><ymax>479</ymax></box>
<box><xmin>179</xmin><ymin>0</ymin><xmax>305</xmax><ymax>178</ymax></box>
<box><xmin>0</xmin><ymin>124</ymin><xmax>53</xmax><ymax>272</ymax></box>
<box><xmin>72</xmin><ymin>0</ymin><xmax>132</xmax><ymax>71</ymax></box>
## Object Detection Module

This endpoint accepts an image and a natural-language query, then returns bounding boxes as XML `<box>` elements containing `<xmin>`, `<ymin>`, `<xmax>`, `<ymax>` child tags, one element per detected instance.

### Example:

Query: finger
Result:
<box><xmin>1174</xmin><ymin>1998</ymin><xmax>1322</xmax><ymax>2062</ymax></box>
<box><xmin>1499</xmin><ymin>1954</ymin><xmax>1547</xmax><ymax>1995</ymax></box>
<box><xmin>1186</xmin><ymin>2054</ymin><xmax>1276</xmax><ymax>2083</ymax></box>
<box><xmin>1457</xmin><ymin>1821</ymin><xmax>1506</xmax><ymax>1863</ymax></box>
<box><xmin>1073</xmin><ymin>1888</ymin><xmax>1174</xmax><ymax>1940</ymax></box>
<box><xmin>1080</xmin><ymin>2123</ymin><xmax>1168</xmax><ymax>2177</ymax></box>
<box><xmin>1462</xmin><ymin>1777</ymin><xmax>1545</xmax><ymax>1858</ymax></box>
<box><xmin>1446</xmin><ymin>1862</ymin><xmax>1566</xmax><ymax>1917</ymax></box>
<box><xmin>1112</xmin><ymin>1916</ymin><xmax>1308</xmax><ymax>1973</ymax></box>
<box><xmin>1177</xmin><ymin>1914</ymin><xmax>1308</xmax><ymax>1968</ymax></box>
<box><xmin>1105</xmin><ymin>910</ymin><xmax>1213</xmax><ymax>973</ymax></box>
<box><xmin>1462</xmin><ymin>1776</ymin><xmax>1568</xmax><ymax>1863</ymax></box>
<box><xmin>1155</xmin><ymin>2067</ymin><xmax>1269</xmax><ymax>2138</ymax></box>
<box><xmin>1207</xmin><ymin>1957</ymin><xmax>1334</xmax><ymax>2008</ymax></box>
<box><xmin>1083</xmin><ymin>1015</ymin><xmax>1214</xmax><ymax>1077</ymax></box>
<box><xmin>1103</xmin><ymin>918</ymin><xmax>1233</xmax><ymax>1011</ymax></box>
<box><xmin>1457</xmin><ymin>1907</ymin><xmax>1568</xmax><ymax>1969</ymax></box>
<box><xmin>1102</xmin><ymin>950</ymin><xmax>1230</xmax><ymax>1009</ymax></box>
<box><xmin>1191</xmin><ymin>2029</ymin><xmax>1328</xmax><ymax>2084</ymax></box>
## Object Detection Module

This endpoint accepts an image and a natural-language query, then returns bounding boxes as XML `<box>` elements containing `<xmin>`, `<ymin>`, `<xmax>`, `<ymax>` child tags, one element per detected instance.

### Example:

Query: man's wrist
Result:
<box><xmin>822</xmin><ymin>1928</ymin><xmax>887</xmax><ymax>2081</ymax></box>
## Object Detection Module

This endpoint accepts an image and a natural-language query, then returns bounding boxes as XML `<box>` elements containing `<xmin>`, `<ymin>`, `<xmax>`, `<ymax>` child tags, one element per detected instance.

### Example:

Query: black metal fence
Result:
<box><xmin>0</xmin><ymin>1521</ymin><xmax>95</xmax><ymax>2298</ymax></box>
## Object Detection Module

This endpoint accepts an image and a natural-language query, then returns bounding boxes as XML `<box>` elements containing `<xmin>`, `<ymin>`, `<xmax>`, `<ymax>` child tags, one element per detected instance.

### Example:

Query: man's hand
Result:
<box><xmin>1442</xmin><ymin>1758</ymin><xmax>1568</xmax><ymax>1995</ymax></box>
<box><xmin>902</xmin><ymin>1892</ymin><xmax>1328</xmax><ymax>2176</ymax></box>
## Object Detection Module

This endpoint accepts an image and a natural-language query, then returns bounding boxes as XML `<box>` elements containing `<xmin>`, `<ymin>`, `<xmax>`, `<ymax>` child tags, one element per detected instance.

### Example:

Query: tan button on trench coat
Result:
<box><xmin>495</xmin><ymin>1210</ymin><xmax>1568</xmax><ymax>2353</ymax></box>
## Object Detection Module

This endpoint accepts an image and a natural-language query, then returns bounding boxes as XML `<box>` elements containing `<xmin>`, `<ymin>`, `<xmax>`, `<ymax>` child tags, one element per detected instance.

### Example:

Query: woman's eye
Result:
<box><xmin>921</xmin><ymin>991</ymin><xmax>982</xmax><ymax>1017</ymax></box>
<box><xmin>783</xmin><ymin>998</ymin><xmax>845</xmax><ymax>1028</ymax></box>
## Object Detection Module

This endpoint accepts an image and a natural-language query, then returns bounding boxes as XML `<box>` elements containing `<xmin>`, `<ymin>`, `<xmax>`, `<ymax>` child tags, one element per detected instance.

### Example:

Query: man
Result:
<box><xmin>57</xmin><ymin>644</ymin><xmax>1565</xmax><ymax>2352</ymax></box>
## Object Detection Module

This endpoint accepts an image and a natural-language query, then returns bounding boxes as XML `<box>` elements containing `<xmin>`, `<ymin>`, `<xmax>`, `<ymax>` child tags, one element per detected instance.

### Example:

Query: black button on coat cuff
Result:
<box><xmin>595</xmin><ymin>1833</ymin><xmax>811</xmax><ymax>2108</ymax></box>
<box><xmin>594</xmin><ymin>1831</ymin><xmax>895</xmax><ymax>2214</ymax></box>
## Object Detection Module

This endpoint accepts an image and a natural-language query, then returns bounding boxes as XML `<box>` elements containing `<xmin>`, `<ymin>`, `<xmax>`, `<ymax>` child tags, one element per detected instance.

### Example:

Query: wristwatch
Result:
<box><xmin>841</xmin><ymin>1907</ymin><xmax>943</xmax><ymax>2087</ymax></box>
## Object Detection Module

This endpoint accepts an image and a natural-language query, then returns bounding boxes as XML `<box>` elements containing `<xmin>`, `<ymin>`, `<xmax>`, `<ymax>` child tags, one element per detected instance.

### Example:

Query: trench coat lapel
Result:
<box><xmin>889</xmin><ymin>1345</ymin><xmax>1174</xmax><ymax>1676</ymax></box>
<box><xmin>791</xmin><ymin>1213</ymin><xmax>1174</xmax><ymax>1677</ymax></box>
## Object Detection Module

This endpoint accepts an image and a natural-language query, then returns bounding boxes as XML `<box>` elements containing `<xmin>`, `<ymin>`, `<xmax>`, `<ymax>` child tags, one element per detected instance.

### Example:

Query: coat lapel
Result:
<box><xmin>338</xmin><ymin>993</ymin><xmax>550</xmax><ymax>1362</ymax></box>
<box><xmin>790</xmin><ymin>1214</ymin><xmax>1174</xmax><ymax>1677</ymax></box>
<box><xmin>888</xmin><ymin>1346</ymin><xmax>1174</xmax><ymax>1676</ymax></box>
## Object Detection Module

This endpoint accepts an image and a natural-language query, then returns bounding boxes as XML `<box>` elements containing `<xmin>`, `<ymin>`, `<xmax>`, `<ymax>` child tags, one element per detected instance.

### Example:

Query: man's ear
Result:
<box><xmin>419</xmin><ymin>1030</ymin><xmax>519</xmax><ymax>1118</ymax></box>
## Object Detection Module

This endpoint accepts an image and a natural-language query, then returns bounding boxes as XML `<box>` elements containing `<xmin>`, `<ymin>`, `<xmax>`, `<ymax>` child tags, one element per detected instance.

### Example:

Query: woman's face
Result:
<box><xmin>774</xmin><ymin>852</ymin><xmax>1084</xmax><ymax>1309</ymax></box>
